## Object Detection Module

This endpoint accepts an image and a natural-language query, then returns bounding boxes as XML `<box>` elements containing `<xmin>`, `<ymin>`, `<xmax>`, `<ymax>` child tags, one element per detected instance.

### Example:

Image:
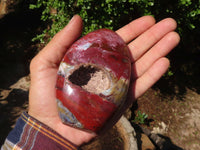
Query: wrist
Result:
<box><xmin>8</xmin><ymin>112</ymin><xmax>79</xmax><ymax>149</ymax></box>
<box><xmin>28</xmin><ymin>110</ymin><xmax>96</xmax><ymax>146</ymax></box>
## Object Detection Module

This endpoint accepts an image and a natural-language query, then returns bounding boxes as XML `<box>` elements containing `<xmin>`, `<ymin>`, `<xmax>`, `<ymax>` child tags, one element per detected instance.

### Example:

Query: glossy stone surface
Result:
<box><xmin>56</xmin><ymin>29</ymin><xmax>131</xmax><ymax>133</ymax></box>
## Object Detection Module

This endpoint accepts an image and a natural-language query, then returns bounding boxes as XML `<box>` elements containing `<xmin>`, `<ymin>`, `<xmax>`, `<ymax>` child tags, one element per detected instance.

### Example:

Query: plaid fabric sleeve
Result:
<box><xmin>1</xmin><ymin>112</ymin><xmax>78</xmax><ymax>150</ymax></box>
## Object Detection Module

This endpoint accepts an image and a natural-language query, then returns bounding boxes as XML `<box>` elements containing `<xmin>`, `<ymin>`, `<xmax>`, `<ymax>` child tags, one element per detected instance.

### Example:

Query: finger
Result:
<box><xmin>128</xmin><ymin>18</ymin><xmax>177</xmax><ymax>61</ymax></box>
<box><xmin>37</xmin><ymin>15</ymin><xmax>83</xmax><ymax>66</ymax></box>
<box><xmin>133</xmin><ymin>31</ymin><xmax>180</xmax><ymax>79</ymax></box>
<box><xmin>132</xmin><ymin>57</ymin><xmax>170</xmax><ymax>99</ymax></box>
<box><xmin>116</xmin><ymin>16</ymin><xmax>156</xmax><ymax>43</ymax></box>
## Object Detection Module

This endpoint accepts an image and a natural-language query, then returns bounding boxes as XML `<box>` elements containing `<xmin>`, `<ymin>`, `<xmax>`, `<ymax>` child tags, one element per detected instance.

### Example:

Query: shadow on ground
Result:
<box><xmin>0</xmin><ymin>89</ymin><xmax>28</xmax><ymax>144</ymax></box>
<box><xmin>0</xmin><ymin>3</ymin><xmax>42</xmax><ymax>89</ymax></box>
<box><xmin>0</xmin><ymin>3</ymin><xmax>43</xmax><ymax>145</ymax></box>
<box><xmin>153</xmin><ymin>43</ymin><xmax>200</xmax><ymax>100</ymax></box>
<box><xmin>131</xmin><ymin>101</ymin><xmax>185</xmax><ymax>150</ymax></box>
<box><xmin>132</xmin><ymin>122</ymin><xmax>184</xmax><ymax>150</ymax></box>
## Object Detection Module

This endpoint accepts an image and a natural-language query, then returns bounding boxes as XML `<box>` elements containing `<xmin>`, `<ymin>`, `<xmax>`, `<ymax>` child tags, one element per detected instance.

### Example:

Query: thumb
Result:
<box><xmin>34</xmin><ymin>15</ymin><xmax>83</xmax><ymax>67</ymax></box>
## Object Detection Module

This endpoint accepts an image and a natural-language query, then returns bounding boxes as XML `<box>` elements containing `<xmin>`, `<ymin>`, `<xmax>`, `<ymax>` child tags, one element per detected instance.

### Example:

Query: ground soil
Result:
<box><xmin>133</xmin><ymin>87</ymin><xmax>200</xmax><ymax>150</ymax></box>
<box><xmin>81</xmin><ymin>126</ymin><xmax>124</xmax><ymax>150</ymax></box>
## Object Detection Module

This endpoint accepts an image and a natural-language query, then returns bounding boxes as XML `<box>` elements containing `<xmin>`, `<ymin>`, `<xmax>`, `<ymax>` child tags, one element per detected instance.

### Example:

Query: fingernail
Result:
<box><xmin>68</xmin><ymin>15</ymin><xmax>76</xmax><ymax>25</ymax></box>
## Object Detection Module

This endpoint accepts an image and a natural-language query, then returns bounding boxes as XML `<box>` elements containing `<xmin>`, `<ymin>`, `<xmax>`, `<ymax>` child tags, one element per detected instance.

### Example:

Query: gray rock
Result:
<box><xmin>116</xmin><ymin>116</ymin><xmax>138</xmax><ymax>150</ymax></box>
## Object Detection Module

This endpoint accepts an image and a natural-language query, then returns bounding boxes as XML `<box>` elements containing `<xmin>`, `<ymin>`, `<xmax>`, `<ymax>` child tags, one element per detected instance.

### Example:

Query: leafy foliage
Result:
<box><xmin>132</xmin><ymin>110</ymin><xmax>148</xmax><ymax>124</ymax></box>
<box><xmin>29</xmin><ymin>0</ymin><xmax>200</xmax><ymax>43</ymax></box>
<box><xmin>29</xmin><ymin>0</ymin><xmax>200</xmax><ymax>84</ymax></box>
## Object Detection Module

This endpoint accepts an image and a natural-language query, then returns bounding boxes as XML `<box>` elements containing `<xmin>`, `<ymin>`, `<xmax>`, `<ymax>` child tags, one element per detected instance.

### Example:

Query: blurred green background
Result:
<box><xmin>30</xmin><ymin>0</ymin><xmax>200</xmax><ymax>96</ymax></box>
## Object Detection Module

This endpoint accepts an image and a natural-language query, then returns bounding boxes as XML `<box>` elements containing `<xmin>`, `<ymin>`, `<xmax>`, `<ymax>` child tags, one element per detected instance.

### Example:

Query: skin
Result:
<box><xmin>28</xmin><ymin>15</ymin><xmax>180</xmax><ymax>146</ymax></box>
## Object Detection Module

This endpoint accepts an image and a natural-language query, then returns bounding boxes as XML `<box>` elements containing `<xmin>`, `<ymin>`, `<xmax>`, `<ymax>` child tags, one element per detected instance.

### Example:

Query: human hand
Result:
<box><xmin>116</xmin><ymin>16</ymin><xmax>179</xmax><ymax>100</ymax></box>
<box><xmin>28</xmin><ymin>15</ymin><xmax>180</xmax><ymax>146</ymax></box>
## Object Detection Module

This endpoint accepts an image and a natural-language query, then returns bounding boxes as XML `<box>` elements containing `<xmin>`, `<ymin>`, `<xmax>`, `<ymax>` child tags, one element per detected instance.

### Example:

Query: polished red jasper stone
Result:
<box><xmin>56</xmin><ymin>29</ymin><xmax>131</xmax><ymax>133</ymax></box>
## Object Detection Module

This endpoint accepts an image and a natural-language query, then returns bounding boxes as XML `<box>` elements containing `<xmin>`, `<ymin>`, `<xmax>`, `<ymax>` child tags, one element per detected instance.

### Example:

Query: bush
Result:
<box><xmin>30</xmin><ymin>0</ymin><xmax>200</xmax><ymax>44</ymax></box>
<box><xmin>29</xmin><ymin>0</ymin><xmax>200</xmax><ymax>89</ymax></box>
<box><xmin>29</xmin><ymin>0</ymin><xmax>200</xmax><ymax>42</ymax></box>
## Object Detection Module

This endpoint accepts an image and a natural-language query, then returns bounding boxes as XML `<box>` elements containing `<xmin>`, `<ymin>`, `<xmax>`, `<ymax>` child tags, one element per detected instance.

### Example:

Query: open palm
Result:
<box><xmin>28</xmin><ymin>15</ymin><xmax>179</xmax><ymax>146</ymax></box>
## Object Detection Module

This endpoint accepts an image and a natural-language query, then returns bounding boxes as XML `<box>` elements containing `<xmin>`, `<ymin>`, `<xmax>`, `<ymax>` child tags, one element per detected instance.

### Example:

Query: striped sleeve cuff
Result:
<box><xmin>1</xmin><ymin>112</ymin><xmax>78</xmax><ymax>150</ymax></box>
